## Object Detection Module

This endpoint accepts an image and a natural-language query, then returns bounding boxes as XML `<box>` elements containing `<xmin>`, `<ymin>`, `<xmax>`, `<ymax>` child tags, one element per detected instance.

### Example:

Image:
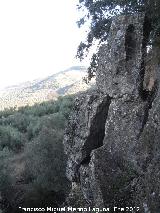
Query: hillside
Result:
<box><xmin>0</xmin><ymin>95</ymin><xmax>74</xmax><ymax>212</ymax></box>
<box><xmin>0</xmin><ymin>66</ymin><xmax>95</xmax><ymax>110</ymax></box>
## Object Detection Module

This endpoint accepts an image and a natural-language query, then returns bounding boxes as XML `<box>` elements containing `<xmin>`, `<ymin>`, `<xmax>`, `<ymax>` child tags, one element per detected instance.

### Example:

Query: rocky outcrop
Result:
<box><xmin>64</xmin><ymin>90</ymin><xmax>111</xmax><ymax>183</ymax></box>
<box><xmin>64</xmin><ymin>13</ymin><xmax>160</xmax><ymax>212</ymax></box>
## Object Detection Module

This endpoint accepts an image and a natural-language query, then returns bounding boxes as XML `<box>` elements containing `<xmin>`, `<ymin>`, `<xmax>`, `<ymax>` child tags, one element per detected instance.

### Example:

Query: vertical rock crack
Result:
<box><xmin>81</xmin><ymin>96</ymin><xmax>112</xmax><ymax>165</ymax></box>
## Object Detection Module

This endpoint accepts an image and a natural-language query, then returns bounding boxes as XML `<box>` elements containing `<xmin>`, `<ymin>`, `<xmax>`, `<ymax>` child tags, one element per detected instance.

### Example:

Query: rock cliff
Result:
<box><xmin>64</xmin><ymin>14</ymin><xmax>160</xmax><ymax>212</ymax></box>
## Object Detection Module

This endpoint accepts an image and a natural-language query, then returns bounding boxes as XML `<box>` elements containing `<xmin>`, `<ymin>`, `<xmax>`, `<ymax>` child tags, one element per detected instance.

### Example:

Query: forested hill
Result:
<box><xmin>0</xmin><ymin>66</ymin><xmax>95</xmax><ymax>110</ymax></box>
<box><xmin>0</xmin><ymin>95</ymin><xmax>74</xmax><ymax>212</ymax></box>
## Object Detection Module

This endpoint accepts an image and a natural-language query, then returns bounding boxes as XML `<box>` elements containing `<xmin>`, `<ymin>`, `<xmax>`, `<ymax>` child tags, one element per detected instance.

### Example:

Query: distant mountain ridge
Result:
<box><xmin>0</xmin><ymin>66</ymin><xmax>95</xmax><ymax>110</ymax></box>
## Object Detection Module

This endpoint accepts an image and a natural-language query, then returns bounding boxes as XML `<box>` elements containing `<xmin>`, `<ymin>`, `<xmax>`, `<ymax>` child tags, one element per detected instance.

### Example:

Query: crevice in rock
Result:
<box><xmin>138</xmin><ymin>82</ymin><xmax>158</xmax><ymax>138</ymax></box>
<box><xmin>137</xmin><ymin>16</ymin><xmax>158</xmax><ymax>137</ymax></box>
<box><xmin>139</xmin><ymin>16</ymin><xmax>152</xmax><ymax>100</ymax></box>
<box><xmin>81</xmin><ymin>155</ymin><xmax>91</xmax><ymax>165</ymax></box>
<box><xmin>125</xmin><ymin>24</ymin><xmax>136</xmax><ymax>61</ymax></box>
<box><xmin>81</xmin><ymin>96</ymin><xmax>112</xmax><ymax>166</ymax></box>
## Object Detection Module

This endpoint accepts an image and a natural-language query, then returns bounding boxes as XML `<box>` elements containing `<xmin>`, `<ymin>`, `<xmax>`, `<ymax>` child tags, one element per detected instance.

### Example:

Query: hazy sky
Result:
<box><xmin>0</xmin><ymin>0</ymin><xmax>88</xmax><ymax>88</ymax></box>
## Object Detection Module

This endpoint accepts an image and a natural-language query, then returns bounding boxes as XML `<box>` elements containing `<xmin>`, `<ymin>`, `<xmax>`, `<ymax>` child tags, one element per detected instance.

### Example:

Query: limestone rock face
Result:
<box><xmin>63</xmin><ymin>13</ymin><xmax>160</xmax><ymax>212</ymax></box>
<box><xmin>63</xmin><ymin>90</ymin><xmax>111</xmax><ymax>182</ymax></box>
<box><xmin>96</xmin><ymin>14</ymin><xmax>146</xmax><ymax>98</ymax></box>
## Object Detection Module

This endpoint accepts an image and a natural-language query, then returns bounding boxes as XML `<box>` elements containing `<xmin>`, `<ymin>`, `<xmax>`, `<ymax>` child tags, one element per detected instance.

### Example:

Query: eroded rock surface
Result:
<box><xmin>64</xmin><ymin>90</ymin><xmax>111</xmax><ymax>182</ymax></box>
<box><xmin>64</xmin><ymin>13</ymin><xmax>160</xmax><ymax>212</ymax></box>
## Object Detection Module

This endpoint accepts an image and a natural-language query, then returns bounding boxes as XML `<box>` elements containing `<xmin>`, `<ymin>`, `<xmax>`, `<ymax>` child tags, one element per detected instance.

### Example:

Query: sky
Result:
<box><xmin>0</xmin><ymin>0</ymin><xmax>88</xmax><ymax>89</ymax></box>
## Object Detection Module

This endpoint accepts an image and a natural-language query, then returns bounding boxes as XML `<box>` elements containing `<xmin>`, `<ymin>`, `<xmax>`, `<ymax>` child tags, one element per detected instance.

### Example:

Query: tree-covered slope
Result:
<box><xmin>0</xmin><ymin>95</ymin><xmax>74</xmax><ymax>213</ymax></box>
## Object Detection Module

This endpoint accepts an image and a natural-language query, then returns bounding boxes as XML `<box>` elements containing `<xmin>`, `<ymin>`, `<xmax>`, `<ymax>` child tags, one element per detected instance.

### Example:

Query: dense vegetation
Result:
<box><xmin>77</xmin><ymin>0</ymin><xmax>160</xmax><ymax>80</ymax></box>
<box><xmin>0</xmin><ymin>95</ymin><xmax>74</xmax><ymax>213</ymax></box>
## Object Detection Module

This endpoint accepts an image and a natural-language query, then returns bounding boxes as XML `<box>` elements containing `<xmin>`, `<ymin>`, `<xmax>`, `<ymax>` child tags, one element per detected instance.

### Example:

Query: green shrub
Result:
<box><xmin>0</xmin><ymin>125</ymin><xmax>27</xmax><ymax>152</ymax></box>
<box><xmin>0</xmin><ymin>94</ymin><xmax>74</xmax><ymax>209</ymax></box>
<box><xmin>0</xmin><ymin>148</ymin><xmax>12</xmax><ymax>192</ymax></box>
<box><xmin>24</xmin><ymin>127</ymin><xmax>70</xmax><ymax>206</ymax></box>
<box><xmin>0</xmin><ymin>113</ymin><xmax>30</xmax><ymax>133</ymax></box>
